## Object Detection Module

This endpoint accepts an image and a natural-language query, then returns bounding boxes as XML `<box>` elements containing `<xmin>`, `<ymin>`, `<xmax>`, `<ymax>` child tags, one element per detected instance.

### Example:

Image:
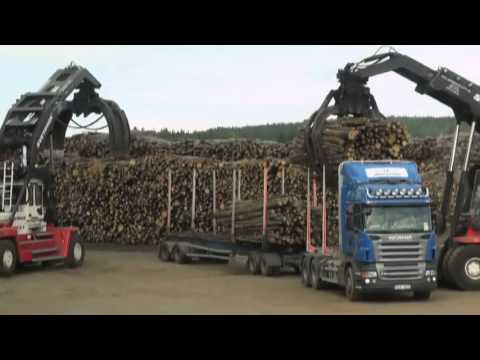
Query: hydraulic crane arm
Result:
<box><xmin>0</xmin><ymin>63</ymin><xmax>131</xmax><ymax>166</ymax></box>
<box><xmin>306</xmin><ymin>48</ymin><xmax>480</xmax><ymax>236</ymax></box>
<box><xmin>0</xmin><ymin>63</ymin><xmax>131</xmax><ymax>224</ymax></box>
<box><xmin>339</xmin><ymin>51</ymin><xmax>480</xmax><ymax>125</ymax></box>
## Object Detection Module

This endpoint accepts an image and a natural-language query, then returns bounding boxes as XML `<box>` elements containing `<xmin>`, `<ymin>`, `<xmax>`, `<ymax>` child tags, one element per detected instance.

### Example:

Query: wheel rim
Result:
<box><xmin>73</xmin><ymin>243</ymin><xmax>82</xmax><ymax>261</ymax></box>
<box><xmin>3</xmin><ymin>249</ymin><xmax>13</xmax><ymax>269</ymax></box>
<box><xmin>465</xmin><ymin>257</ymin><xmax>480</xmax><ymax>280</ymax></box>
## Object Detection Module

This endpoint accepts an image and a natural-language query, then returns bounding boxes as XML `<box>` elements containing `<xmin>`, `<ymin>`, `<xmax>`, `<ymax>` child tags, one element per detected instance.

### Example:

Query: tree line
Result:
<box><xmin>132</xmin><ymin>116</ymin><xmax>457</xmax><ymax>143</ymax></box>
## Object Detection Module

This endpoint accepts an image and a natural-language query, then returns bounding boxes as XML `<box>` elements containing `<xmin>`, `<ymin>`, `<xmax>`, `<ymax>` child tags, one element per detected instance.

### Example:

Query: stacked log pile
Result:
<box><xmin>65</xmin><ymin>133</ymin><xmax>291</xmax><ymax>161</ymax></box>
<box><xmin>57</xmin><ymin>118</ymin><xmax>472</xmax><ymax>248</ymax></box>
<box><xmin>53</xmin><ymin>157</ymin><xmax>313</xmax><ymax>246</ymax></box>
<box><xmin>290</xmin><ymin>117</ymin><xmax>411</xmax><ymax>187</ymax></box>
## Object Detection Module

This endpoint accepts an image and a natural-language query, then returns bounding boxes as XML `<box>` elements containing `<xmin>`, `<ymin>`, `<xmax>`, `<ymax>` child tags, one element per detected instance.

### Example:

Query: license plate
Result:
<box><xmin>394</xmin><ymin>284</ymin><xmax>411</xmax><ymax>291</ymax></box>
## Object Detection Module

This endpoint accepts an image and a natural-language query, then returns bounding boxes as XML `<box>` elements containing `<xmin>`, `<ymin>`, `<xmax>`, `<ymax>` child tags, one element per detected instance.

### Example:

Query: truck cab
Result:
<box><xmin>303</xmin><ymin>160</ymin><xmax>437</xmax><ymax>301</ymax></box>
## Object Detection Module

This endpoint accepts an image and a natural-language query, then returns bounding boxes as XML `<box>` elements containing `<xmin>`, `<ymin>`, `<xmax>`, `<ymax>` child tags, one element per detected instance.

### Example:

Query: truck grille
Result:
<box><xmin>373</xmin><ymin>238</ymin><xmax>427</xmax><ymax>281</ymax></box>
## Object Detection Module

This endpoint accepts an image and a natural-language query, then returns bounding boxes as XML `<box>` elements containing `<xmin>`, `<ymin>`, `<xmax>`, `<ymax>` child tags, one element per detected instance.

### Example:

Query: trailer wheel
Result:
<box><xmin>345</xmin><ymin>266</ymin><xmax>362</xmax><ymax>302</ymax></box>
<box><xmin>260</xmin><ymin>255</ymin><xmax>278</xmax><ymax>276</ymax></box>
<box><xmin>301</xmin><ymin>258</ymin><xmax>312</xmax><ymax>287</ymax></box>
<box><xmin>0</xmin><ymin>240</ymin><xmax>16</xmax><ymax>277</ymax></box>
<box><xmin>413</xmin><ymin>291</ymin><xmax>431</xmax><ymax>300</ymax></box>
<box><xmin>66</xmin><ymin>234</ymin><xmax>85</xmax><ymax>268</ymax></box>
<box><xmin>248</xmin><ymin>253</ymin><xmax>260</xmax><ymax>275</ymax></box>
<box><xmin>448</xmin><ymin>245</ymin><xmax>480</xmax><ymax>290</ymax></box>
<box><xmin>173</xmin><ymin>246</ymin><xmax>189</xmax><ymax>264</ymax></box>
<box><xmin>158</xmin><ymin>242</ymin><xmax>171</xmax><ymax>262</ymax></box>
<box><xmin>311</xmin><ymin>261</ymin><xmax>325</xmax><ymax>290</ymax></box>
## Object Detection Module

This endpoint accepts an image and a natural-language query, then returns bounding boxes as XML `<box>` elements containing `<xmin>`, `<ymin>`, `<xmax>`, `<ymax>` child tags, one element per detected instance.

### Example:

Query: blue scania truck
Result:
<box><xmin>301</xmin><ymin>160</ymin><xmax>438</xmax><ymax>301</ymax></box>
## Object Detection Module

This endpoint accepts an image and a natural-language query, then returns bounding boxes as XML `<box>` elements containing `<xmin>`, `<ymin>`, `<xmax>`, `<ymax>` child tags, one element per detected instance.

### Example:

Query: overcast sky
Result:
<box><xmin>1</xmin><ymin>45</ymin><xmax>479</xmax><ymax>133</ymax></box>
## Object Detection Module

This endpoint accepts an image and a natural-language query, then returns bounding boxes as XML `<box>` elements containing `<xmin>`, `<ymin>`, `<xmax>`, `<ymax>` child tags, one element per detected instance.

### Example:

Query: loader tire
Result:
<box><xmin>448</xmin><ymin>245</ymin><xmax>480</xmax><ymax>290</ymax></box>
<box><xmin>0</xmin><ymin>240</ymin><xmax>16</xmax><ymax>277</ymax></box>
<box><xmin>440</xmin><ymin>245</ymin><xmax>456</xmax><ymax>288</ymax></box>
<box><xmin>66</xmin><ymin>233</ymin><xmax>85</xmax><ymax>269</ymax></box>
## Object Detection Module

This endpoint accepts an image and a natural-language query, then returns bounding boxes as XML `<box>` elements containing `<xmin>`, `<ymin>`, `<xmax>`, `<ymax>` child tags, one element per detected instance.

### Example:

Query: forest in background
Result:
<box><xmin>132</xmin><ymin>116</ymin><xmax>457</xmax><ymax>143</ymax></box>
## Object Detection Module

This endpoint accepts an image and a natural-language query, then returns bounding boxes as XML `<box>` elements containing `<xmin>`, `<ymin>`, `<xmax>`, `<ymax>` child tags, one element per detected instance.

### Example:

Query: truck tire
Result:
<box><xmin>173</xmin><ymin>246</ymin><xmax>189</xmax><ymax>264</ymax></box>
<box><xmin>158</xmin><ymin>242</ymin><xmax>171</xmax><ymax>262</ymax></box>
<box><xmin>301</xmin><ymin>258</ymin><xmax>312</xmax><ymax>287</ymax></box>
<box><xmin>66</xmin><ymin>233</ymin><xmax>85</xmax><ymax>268</ymax></box>
<box><xmin>440</xmin><ymin>246</ymin><xmax>456</xmax><ymax>288</ymax></box>
<box><xmin>260</xmin><ymin>255</ymin><xmax>278</xmax><ymax>276</ymax></box>
<box><xmin>345</xmin><ymin>266</ymin><xmax>362</xmax><ymax>302</ymax></box>
<box><xmin>311</xmin><ymin>261</ymin><xmax>325</xmax><ymax>290</ymax></box>
<box><xmin>0</xmin><ymin>240</ymin><xmax>16</xmax><ymax>277</ymax></box>
<box><xmin>413</xmin><ymin>291</ymin><xmax>431</xmax><ymax>300</ymax></box>
<box><xmin>447</xmin><ymin>245</ymin><xmax>480</xmax><ymax>290</ymax></box>
<box><xmin>248</xmin><ymin>253</ymin><xmax>260</xmax><ymax>275</ymax></box>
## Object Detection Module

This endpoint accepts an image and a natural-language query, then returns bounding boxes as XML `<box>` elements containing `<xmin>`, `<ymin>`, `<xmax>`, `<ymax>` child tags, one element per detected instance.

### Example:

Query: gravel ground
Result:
<box><xmin>0</xmin><ymin>248</ymin><xmax>479</xmax><ymax>315</ymax></box>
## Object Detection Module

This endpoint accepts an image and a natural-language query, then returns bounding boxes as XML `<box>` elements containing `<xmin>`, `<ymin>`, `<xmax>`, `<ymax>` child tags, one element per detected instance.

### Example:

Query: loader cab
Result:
<box><xmin>1</xmin><ymin>160</ymin><xmax>47</xmax><ymax>233</ymax></box>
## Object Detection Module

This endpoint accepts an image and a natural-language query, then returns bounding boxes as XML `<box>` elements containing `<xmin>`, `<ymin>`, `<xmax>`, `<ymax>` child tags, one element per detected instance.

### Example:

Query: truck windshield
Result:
<box><xmin>364</xmin><ymin>206</ymin><xmax>432</xmax><ymax>233</ymax></box>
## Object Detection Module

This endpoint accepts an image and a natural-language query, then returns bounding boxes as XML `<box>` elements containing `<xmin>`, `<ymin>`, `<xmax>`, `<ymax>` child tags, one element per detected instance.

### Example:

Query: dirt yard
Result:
<box><xmin>1</xmin><ymin>247</ymin><xmax>479</xmax><ymax>315</ymax></box>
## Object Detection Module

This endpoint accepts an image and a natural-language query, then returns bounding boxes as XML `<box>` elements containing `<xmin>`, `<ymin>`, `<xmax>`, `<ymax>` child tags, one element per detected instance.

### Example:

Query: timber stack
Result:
<box><xmin>56</xmin><ymin>117</ymin><xmax>463</xmax><ymax>248</ymax></box>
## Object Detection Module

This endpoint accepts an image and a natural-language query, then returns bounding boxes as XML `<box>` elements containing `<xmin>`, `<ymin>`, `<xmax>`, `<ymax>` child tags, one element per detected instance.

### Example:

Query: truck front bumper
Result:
<box><xmin>356</xmin><ymin>278</ymin><xmax>437</xmax><ymax>294</ymax></box>
<box><xmin>355</xmin><ymin>264</ymin><xmax>437</xmax><ymax>294</ymax></box>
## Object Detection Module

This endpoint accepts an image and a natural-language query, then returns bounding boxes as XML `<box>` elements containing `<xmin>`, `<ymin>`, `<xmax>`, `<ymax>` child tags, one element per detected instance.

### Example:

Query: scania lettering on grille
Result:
<box><xmin>388</xmin><ymin>235</ymin><xmax>412</xmax><ymax>241</ymax></box>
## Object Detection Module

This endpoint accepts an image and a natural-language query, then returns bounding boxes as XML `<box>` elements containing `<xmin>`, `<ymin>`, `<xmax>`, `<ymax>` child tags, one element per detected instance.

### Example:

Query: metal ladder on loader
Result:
<box><xmin>2</xmin><ymin>162</ymin><xmax>14</xmax><ymax>212</ymax></box>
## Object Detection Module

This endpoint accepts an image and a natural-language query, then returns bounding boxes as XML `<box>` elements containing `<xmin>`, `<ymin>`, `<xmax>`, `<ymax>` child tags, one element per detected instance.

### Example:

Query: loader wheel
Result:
<box><xmin>173</xmin><ymin>246</ymin><xmax>189</xmax><ymax>264</ymax></box>
<box><xmin>440</xmin><ymin>246</ymin><xmax>456</xmax><ymax>288</ymax></box>
<box><xmin>66</xmin><ymin>234</ymin><xmax>85</xmax><ymax>268</ymax></box>
<box><xmin>260</xmin><ymin>255</ymin><xmax>278</xmax><ymax>276</ymax></box>
<box><xmin>301</xmin><ymin>258</ymin><xmax>312</xmax><ymax>287</ymax></box>
<box><xmin>448</xmin><ymin>245</ymin><xmax>480</xmax><ymax>290</ymax></box>
<box><xmin>345</xmin><ymin>267</ymin><xmax>362</xmax><ymax>302</ymax></box>
<box><xmin>158</xmin><ymin>242</ymin><xmax>171</xmax><ymax>262</ymax></box>
<box><xmin>248</xmin><ymin>253</ymin><xmax>260</xmax><ymax>275</ymax></box>
<box><xmin>0</xmin><ymin>240</ymin><xmax>16</xmax><ymax>277</ymax></box>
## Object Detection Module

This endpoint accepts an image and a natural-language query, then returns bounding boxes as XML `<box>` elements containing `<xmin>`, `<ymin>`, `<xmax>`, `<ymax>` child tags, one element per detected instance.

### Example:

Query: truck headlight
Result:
<box><xmin>361</xmin><ymin>271</ymin><xmax>377</xmax><ymax>279</ymax></box>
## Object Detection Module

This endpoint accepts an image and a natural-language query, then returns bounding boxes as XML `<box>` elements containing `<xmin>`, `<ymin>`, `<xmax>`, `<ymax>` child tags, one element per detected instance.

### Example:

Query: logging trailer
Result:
<box><xmin>304</xmin><ymin>47</ymin><xmax>480</xmax><ymax>291</ymax></box>
<box><xmin>0</xmin><ymin>64</ymin><xmax>130</xmax><ymax>276</ymax></box>
<box><xmin>158</xmin><ymin>166</ymin><xmax>305</xmax><ymax>276</ymax></box>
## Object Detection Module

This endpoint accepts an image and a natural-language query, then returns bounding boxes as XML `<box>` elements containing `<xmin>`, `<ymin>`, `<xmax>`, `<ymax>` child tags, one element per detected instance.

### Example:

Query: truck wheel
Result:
<box><xmin>440</xmin><ymin>246</ymin><xmax>456</xmax><ymax>288</ymax></box>
<box><xmin>66</xmin><ymin>234</ymin><xmax>85</xmax><ymax>268</ymax></box>
<box><xmin>448</xmin><ymin>245</ymin><xmax>480</xmax><ymax>290</ymax></box>
<box><xmin>413</xmin><ymin>291</ymin><xmax>431</xmax><ymax>300</ymax></box>
<box><xmin>248</xmin><ymin>253</ymin><xmax>260</xmax><ymax>275</ymax></box>
<box><xmin>0</xmin><ymin>240</ymin><xmax>16</xmax><ymax>277</ymax></box>
<box><xmin>345</xmin><ymin>267</ymin><xmax>362</xmax><ymax>302</ymax></box>
<box><xmin>301</xmin><ymin>258</ymin><xmax>312</xmax><ymax>287</ymax></box>
<box><xmin>311</xmin><ymin>261</ymin><xmax>325</xmax><ymax>290</ymax></box>
<box><xmin>158</xmin><ymin>242</ymin><xmax>171</xmax><ymax>262</ymax></box>
<box><xmin>260</xmin><ymin>255</ymin><xmax>278</xmax><ymax>276</ymax></box>
<box><xmin>173</xmin><ymin>246</ymin><xmax>189</xmax><ymax>264</ymax></box>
